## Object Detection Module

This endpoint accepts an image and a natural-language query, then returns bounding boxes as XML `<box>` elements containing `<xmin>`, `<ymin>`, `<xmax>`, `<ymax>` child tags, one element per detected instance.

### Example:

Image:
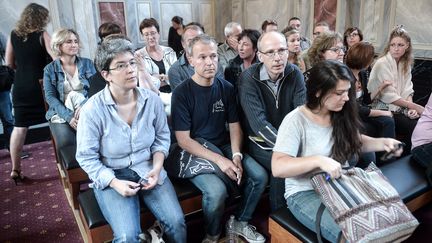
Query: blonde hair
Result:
<box><xmin>307</xmin><ymin>32</ymin><xmax>342</xmax><ymax>67</ymax></box>
<box><xmin>381</xmin><ymin>26</ymin><xmax>413</xmax><ymax>74</ymax></box>
<box><xmin>284</xmin><ymin>29</ymin><xmax>303</xmax><ymax>69</ymax></box>
<box><xmin>14</xmin><ymin>3</ymin><xmax>49</xmax><ymax>40</ymax></box>
<box><xmin>51</xmin><ymin>29</ymin><xmax>80</xmax><ymax>56</ymax></box>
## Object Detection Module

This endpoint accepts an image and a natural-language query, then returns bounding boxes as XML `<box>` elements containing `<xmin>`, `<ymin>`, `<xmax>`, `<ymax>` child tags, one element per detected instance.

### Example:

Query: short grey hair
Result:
<box><xmin>51</xmin><ymin>28</ymin><xmax>80</xmax><ymax>57</ymax></box>
<box><xmin>95</xmin><ymin>37</ymin><xmax>134</xmax><ymax>72</ymax></box>
<box><xmin>224</xmin><ymin>22</ymin><xmax>241</xmax><ymax>37</ymax></box>
<box><xmin>186</xmin><ymin>34</ymin><xmax>217</xmax><ymax>57</ymax></box>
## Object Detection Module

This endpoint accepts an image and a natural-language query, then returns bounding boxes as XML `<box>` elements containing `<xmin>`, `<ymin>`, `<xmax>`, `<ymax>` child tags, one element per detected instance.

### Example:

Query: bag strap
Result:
<box><xmin>315</xmin><ymin>203</ymin><xmax>326</xmax><ymax>243</ymax></box>
<box><xmin>315</xmin><ymin>203</ymin><xmax>344</xmax><ymax>243</ymax></box>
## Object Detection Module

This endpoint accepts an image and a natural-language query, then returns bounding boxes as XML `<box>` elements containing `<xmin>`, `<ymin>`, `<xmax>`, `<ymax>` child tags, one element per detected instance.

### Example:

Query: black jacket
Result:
<box><xmin>238</xmin><ymin>62</ymin><xmax>306</xmax><ymax>147</ymax></box>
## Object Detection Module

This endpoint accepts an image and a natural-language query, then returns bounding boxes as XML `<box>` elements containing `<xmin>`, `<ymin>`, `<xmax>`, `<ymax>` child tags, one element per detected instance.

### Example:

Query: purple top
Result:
<box><xmin>412</xmin><ymin>95</ymin><xmax>432</xmax><ymax>150</ymax></box>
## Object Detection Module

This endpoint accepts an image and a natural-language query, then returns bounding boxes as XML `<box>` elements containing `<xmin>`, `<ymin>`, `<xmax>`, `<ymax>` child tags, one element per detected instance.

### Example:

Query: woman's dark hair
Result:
<box><xmin>343</xmin><ymin>27</ymin><xmax>363</xmax><ymax>48</ymax></box>
<box><xmin>98</xmin><ymin>22</ymin><xmax>122</xmax><ymax>40</ymax></box>
<box><xmin>345</xmin><ymin>41</ymin><xmax>375</xmax><ymax>70</ymax></box>
<box><xmin>139</xmin><ymin>18</ymin><xmax>160</xmax><ymax>33</ymax></box>
<box><xmin>306</xmin><ymin>60</ymin><xmax>362</xmax><ymax>162</ymax></box>
<box><xmin>171</xmin><ymin>16</ymin><xmax>183</xmax><ymax>25</ymax></box>
<box><xmin>238</xmin><ymin>29</ymin><xmax>261</xmax><ymax>51</ymax></box>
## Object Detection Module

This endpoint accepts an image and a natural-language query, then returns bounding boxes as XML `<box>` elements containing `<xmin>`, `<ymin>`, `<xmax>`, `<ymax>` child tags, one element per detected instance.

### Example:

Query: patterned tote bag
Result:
<box><xmin>311</xmin><ymin>163</ymin><xmax>419</xmax><ymax>242</ymax></box>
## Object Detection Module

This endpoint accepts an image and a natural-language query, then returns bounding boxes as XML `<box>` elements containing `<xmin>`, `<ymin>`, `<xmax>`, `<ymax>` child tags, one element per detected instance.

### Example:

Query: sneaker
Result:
<box><xmin>231</xmin><ymin>220</ymin><xmax>265</xmax><ymax>243</ymax></box>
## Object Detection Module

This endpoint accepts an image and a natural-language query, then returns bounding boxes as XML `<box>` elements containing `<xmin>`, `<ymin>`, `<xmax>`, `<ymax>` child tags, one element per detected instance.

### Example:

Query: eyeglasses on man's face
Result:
<box><xmin>259</xmin><ymin>48</ymin><xmax>288</xmax><ymax>58</ymax></box>
<box><xmin>108</xmin><ymin>59</ymin><xmax>138</xmax><ymax>72</ymax></box>
<box><xmin>142</xmin><ymin>31</ymin><xmax>158</xmax><ymax>38</ymax></box>
<box><xmin>326</xmin><ymin>46</ymin><xmax>346</xmax><ymax>54</ymax></box>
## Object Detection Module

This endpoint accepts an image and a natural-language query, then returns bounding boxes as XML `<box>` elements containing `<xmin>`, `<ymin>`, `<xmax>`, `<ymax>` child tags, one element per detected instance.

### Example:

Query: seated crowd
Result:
<box><xmin>4</xmin><ymin>3</ymin><xmax>431</xmax><ymax>243</ymax></box>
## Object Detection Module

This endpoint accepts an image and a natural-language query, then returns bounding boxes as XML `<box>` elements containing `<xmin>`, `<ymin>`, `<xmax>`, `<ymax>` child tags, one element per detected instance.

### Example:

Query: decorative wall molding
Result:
<box><xmin>136</xmin><ymin>1</ymin><xmax>152</xmax><ymax>43</ymax></box>
<box><xmin>198</xmin><ymin>1</ymin><xmax>215</xmax><ymax>37</ymax></box>
<box><xmin>159</xmin><ymin>1</ymin><xmax>193</xmax><ymax>43</ymax></box>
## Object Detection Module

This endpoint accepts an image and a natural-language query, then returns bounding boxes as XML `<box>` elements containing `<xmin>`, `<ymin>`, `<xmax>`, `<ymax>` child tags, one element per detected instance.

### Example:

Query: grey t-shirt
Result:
<box><xmin>273</xmin><ymin>106</ymin><xmax>333</xmax><ymax>200</ymax></box>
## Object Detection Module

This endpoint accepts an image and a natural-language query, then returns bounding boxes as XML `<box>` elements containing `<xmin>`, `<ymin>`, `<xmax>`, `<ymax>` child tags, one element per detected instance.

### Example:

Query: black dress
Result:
<box><xmin>10</xmin><ymin>31</ymin><xmax>48</xmax><ymax>127</ymax></box>
<box><xmin>168</xmin><ymin>27</ymin><xmax>183</xmax><ymax>58</ymax></box>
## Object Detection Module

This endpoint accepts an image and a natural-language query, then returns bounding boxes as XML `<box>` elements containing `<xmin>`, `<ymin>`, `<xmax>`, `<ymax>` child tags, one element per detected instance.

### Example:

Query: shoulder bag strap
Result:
<box><xmin>315</xmin><ymin>203</ymin><xmax>326</xmax><ymax>243</ymax></box>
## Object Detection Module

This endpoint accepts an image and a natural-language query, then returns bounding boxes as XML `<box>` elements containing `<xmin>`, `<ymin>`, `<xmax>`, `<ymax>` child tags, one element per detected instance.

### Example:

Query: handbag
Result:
<box><xmin>165</xmin><ymin>138</ymin><xmax>241</xmax><ymax>197</ymax></box>
<box><xmin>311</xmin><ymin>163</ymin><xmax>419</xmax><ymax>243</ymax></box>
<box><xmin>0</xmin><ymin>65</ymin><xmax>14</xmax><ymax>91</ymax></box>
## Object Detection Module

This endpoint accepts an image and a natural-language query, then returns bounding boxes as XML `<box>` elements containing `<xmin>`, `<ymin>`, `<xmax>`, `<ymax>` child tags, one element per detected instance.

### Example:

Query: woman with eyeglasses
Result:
<box><xmin>368</xmin><ymin>26</ymin><xmax>424</xmax><ymax>154</ymax></box>
<box><xmin>43</xmin><ymin>28</ymin><xmax>96</xmax><ymax>158</ymax></box>
<box><xmin>136</xmin><ymin>18</ymin><xmax>177</xmax><ymax>93</ymax></box>
<box><xmin>76</xmin><ymin>37</ymin><xmax>186</xmax><ymax>243</ymax></box>
<box><xmin>305</xmin><ymin>32</ymin><xmax>345</xmax><ymax>70</ymax></box>
<box><xmin>343</xmin><ymin>27</ymin><xmax>363</xmax><ymax>50</ymax></box>
<box><xmin>284</xmin><ymin>27</ymin><xmax>306</xmax><ymax>72</ymax></box>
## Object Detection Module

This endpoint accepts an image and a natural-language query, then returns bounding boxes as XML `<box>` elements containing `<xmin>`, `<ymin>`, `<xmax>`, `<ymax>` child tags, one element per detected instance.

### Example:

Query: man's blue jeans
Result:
<box><xmin>93</xmin><ymin>170</ymin><xmax>186</xmax><ymax>243</ymax></box>
<box><xmin>287</xmin><ymin>190</ymin><xmax>341</xmax><ymax>243</ymax></box>
<box><xmin>0</xmin><ymin>91</ymin><xmax>14</xmax><ymax>148</ymax></box>
<box><xmin>247</xmin><ymin>140</ymin><xmax>286</xmax><ymax>212</ymax></box>
<box><xmin>189</xmin><ymin>144</ymin><xmax>268</xmax><ymax>237</ymax></box>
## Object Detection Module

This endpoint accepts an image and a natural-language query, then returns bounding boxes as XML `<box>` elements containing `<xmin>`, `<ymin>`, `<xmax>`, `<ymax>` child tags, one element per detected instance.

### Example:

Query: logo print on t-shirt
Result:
<box><xmin>212</xmin><ymin>99</ymin><xmax>224</xmax><ymax>113</ymax></box>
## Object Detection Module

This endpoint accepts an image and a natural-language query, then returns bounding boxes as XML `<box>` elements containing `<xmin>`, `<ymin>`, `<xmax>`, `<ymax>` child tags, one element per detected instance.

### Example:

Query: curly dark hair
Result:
<box><xmin>343</xmin><ymin>27</ymin><xmax>363</xmax><ymax>48</ymax></box>
<box><xmin>14</xmin><ymin>3</ymin><xmax>49</xmax><ymax>40</ymax></box>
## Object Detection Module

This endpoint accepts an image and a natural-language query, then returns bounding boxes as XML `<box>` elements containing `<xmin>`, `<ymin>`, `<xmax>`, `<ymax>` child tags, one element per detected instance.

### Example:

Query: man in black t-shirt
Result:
<box><xmin>167</xmin><ymin>34</ymin><xmax>267</xmax><ymax>243</ymax></box>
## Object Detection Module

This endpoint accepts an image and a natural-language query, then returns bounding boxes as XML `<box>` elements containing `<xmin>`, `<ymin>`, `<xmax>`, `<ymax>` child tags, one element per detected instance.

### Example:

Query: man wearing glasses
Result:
<box><xmin>238</xmin><ymin>31</ymin><xmax>306</xmax><ymax>212</ymax></box>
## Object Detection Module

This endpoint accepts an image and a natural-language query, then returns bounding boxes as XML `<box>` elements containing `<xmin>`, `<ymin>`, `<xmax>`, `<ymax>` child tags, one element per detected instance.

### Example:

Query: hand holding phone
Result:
<box><xmin>132</xmin><ymin>178</ymin><xmax>149</xmax><ymax>190</ymax></box>
<box><xmin>380</xmin><ymin>142</ymin><xmax>405</xmax><ymax>161</ymax></box>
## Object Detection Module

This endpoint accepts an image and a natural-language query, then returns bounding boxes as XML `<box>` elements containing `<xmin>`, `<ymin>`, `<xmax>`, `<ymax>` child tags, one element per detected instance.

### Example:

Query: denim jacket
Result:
<box><xmin>43</xmin><ymin>56</ymin><xmax>96</xmax><ymax>122</ymax></box>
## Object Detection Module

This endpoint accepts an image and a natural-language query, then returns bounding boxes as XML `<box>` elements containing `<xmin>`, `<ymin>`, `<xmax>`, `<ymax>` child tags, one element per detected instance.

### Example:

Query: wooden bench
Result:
<box><xmin>78</xmin><ymin>178</ymin><xmax>203</xmax><ymax>243</ymax></box>
<box><xmin>268</xmin><ymin>155</ymin><xmax>432</xmax><ymax>242</ymax></box>
<box><xmin>59</xmin><ymin>145</ymin><xmax>89</xmax><ymax>209</ymax></box>
<box><xmin>39</xmin><ymin>79</ymin><xmax>90</xmax><ymax>209</ymax></box>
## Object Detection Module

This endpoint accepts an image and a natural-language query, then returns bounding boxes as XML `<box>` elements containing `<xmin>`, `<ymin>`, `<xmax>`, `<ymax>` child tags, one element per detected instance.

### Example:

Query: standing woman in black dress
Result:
<box><xmin>5</xmin><ymin>3</ymin><xmax>54</xmax><ymax>184</ymax></box>
<box><xmin>168</xmin><ymin>16</ymin><xmax>184</xmax><ymax>58</ymax></box>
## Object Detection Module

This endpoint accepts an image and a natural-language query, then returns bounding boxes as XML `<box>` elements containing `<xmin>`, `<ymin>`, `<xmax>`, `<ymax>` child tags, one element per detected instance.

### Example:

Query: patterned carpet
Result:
<box><xmin>0</xmin><ymin>141</ymin><xmax>82</xmax><ymax>243</ymax></box>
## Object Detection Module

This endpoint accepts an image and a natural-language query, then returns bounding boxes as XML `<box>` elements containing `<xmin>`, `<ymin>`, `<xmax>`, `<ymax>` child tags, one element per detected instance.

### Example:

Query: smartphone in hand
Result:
<box><xmin>380</xmin><ymin>142</ymin><xmax>405</xmax><ymax>161</ymax></box>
